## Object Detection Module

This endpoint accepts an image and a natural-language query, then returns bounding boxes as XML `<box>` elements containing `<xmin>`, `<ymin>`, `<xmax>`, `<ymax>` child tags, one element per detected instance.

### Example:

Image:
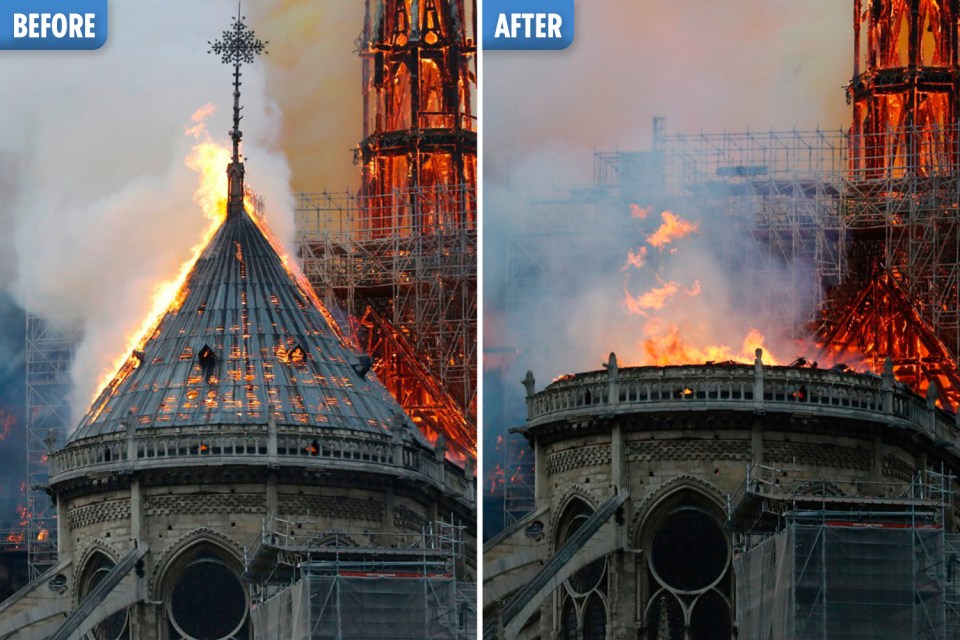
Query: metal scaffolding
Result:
<box><xmin>296</xmin><ymin>187</ymin><xmax>477</xmax><ymax>457</ymax></box>
<box><xmin>247</xmin><ymin>517</ymin><xmax>475</xmax><ymax>639</ymax></box>
<box><xmin>731</xmin><ymin>465</ymin><xmax>960</xmax><ymax>639</ymax></box>
<box><xmin>24</xmin><ymin>314</ymin><xmax>79</xmax><ymax>580</ymax></box>
<box><xmin>501</xmin><ymin>435</ymin><xmax>535</xmax><ymax>528</ymax></box>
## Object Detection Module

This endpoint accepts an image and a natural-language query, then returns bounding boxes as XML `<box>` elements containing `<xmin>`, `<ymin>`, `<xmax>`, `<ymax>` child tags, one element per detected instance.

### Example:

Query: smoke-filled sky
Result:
<box><xmin>486</xmin><ymin>0</ymin><xmax>851</xmax><ymax>184</ymax></box>
<box><xmin>483</xmin><ymin>0</ymin><xmax>855</xmax><ymax>504</ymax></box>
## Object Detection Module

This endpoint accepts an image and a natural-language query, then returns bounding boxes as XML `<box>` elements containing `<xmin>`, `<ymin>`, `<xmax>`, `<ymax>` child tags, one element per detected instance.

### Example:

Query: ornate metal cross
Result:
<box><xmin>208</xmin><ymin>6</ymin><xmax>268</xmax><ymax>164</ymax></box>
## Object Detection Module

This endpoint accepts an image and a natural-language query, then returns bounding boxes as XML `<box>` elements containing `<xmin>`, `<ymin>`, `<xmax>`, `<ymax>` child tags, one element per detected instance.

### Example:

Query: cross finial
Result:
<box><xmin>208</xmin><ymin>4</ymin><xmax>267</xmax><ymax>217</ymax></box>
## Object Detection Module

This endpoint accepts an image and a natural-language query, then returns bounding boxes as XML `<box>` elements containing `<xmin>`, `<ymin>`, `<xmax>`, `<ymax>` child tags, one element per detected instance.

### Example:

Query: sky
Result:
<box><xmin>0</xmin><ymin>1</ymin><xmax>367</xmax><ymax>526</ymax></box>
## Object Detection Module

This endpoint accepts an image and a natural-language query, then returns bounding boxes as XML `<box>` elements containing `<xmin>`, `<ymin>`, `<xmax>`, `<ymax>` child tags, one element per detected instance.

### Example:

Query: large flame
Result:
<box><xmin>620</xmin><ymin>205</ymin><xmax>786</xmax><ymax>368</ymax></box>
<box><xmin>90</xmin><ymin>105</ymin><xmax>236</xmax><ymax>401</ymax></box>
<box><xmin>640</xmin><ymin>323</ymin><xmax>778</xmax><ymax>366</ymax></box>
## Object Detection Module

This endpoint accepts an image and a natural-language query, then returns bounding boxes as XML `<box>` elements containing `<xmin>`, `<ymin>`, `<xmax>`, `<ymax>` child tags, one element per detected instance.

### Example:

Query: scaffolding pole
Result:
<box><xmin>24</xmin><ymin>314</ymin><xmax>78</xmax><ymax>580</ymax></box>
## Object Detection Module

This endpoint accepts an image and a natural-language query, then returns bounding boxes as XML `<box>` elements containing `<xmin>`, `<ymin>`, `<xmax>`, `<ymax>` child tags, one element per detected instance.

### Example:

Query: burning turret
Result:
<box><xmin>819</xmin><ymin>0</ymin><xmax>960</xmax><ymax>407</ymax></box>
<box><xmin>298</xmin><ymin>0</ymin><xmax>478</xmax><ymax>459</ymax></box>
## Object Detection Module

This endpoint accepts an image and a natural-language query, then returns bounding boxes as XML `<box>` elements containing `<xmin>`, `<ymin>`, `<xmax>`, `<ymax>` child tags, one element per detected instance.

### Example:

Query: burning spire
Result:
<box><xmin>208</xmin><ymin>5</ymin><xmax>268</xmax><ymax>218</ymax></box>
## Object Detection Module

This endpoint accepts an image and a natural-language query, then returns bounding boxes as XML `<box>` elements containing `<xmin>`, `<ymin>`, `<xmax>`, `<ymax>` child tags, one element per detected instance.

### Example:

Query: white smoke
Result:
<box><xmin>0</xmin><ymin>1</ymin><xmax>347</xmax><ymax>422</ymax></box>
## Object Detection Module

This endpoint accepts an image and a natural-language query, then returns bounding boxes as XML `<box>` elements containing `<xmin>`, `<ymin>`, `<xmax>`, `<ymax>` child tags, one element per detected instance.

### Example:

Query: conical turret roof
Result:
<box><xmin>72</xmin><ymin>207</ymin><xmax>413</xmax><ymax>441</ymax></box>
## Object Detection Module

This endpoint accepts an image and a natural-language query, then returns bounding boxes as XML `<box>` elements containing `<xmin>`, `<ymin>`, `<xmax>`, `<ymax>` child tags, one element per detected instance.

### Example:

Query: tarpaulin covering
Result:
<box><xmin>735</xmin><ymin>523</ymin><xmax>955</xmax><ymax>639</ymax></box>
<box><xmin>252</xmin><ymin>573</ymin><xmax>458</xmax><ymax>640</ymax></box>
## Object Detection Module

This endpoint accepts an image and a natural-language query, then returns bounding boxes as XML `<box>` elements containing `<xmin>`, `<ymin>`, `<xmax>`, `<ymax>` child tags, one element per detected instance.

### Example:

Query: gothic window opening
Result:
<box><xmin>556</xmin><ymin>497</ymin><xmax>607</xmax><ymax>640</ymax></box>
<box><xmin>640</xmin><ymin>493</ymin><xmax>732</xmax><ymax>640</ymax></box>
<box><xmin>79</xmin><ymin>552</ymin><xmax>129</xmax><ymax>640</ymax></box>
<box><xmin>165</xmin><ymin>548</ymin><xmax>248</xmax><ymax>640</ymax></box>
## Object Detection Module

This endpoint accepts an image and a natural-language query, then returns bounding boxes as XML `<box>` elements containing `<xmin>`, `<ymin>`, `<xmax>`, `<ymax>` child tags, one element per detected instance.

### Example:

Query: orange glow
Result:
<box><xmin>646</xmin><ymin>211</ymin><xmax>699</xmax><ymax>249</ymax></box>
<box><xmin>90</xmin><ymin>105</ymin><xmax>229</xmax><ymax>401</ymax></box>
<box><xmin>488</xmin><ymin>463</ymin><xmax>505</xmax><ymax>495</ymax></box>
<box><xmin>623</xmin><ymin>280</ymin><xmax>700</xmax><ymax>316</ymax></box>
<box><xmin>639</xmin><ymin>324</ymin><xmax>778</xmax><ymax>366</ymax></box>
<box><xmin>0</xmin><ymin>409</ymin><xmax>13</xmax><ymax>442</ymax></box>
<box><xmin>630</xmin><ymin>204</ymin><xmax>651</xmax><ymax>219</ymax></box>
<box><xmin>622</xmin><ymin>246</ymin><xmax>648</xmax><ymax>271</ymax></box>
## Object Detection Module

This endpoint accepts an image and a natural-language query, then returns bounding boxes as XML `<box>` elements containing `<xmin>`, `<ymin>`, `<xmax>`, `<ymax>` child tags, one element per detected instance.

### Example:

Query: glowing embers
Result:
<box><xmin>390</xmin><ymin>0</ymin><xmax>410</xmax><ymax>46</ymax></box>
<box><xmin>422</xmin><ymin>0</ymin><xmax>443</xmax><ymax>45</ymax></box>
<box><xmin>234</xmin><ymin>241</ymin><xmax>246</xmax><ymax>280</ymax></box>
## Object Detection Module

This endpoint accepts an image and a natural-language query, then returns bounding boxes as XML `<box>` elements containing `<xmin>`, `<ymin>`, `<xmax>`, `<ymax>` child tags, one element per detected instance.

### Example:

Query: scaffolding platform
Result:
<box><xmin>247</xmin><ymin>517</ymin><xmax>475</xmax><ymax>639</ymax></box>
<box><xmin>731</xmin><ymin>465</ymin><xmax>960</xmax><ymax>639</ymax></box>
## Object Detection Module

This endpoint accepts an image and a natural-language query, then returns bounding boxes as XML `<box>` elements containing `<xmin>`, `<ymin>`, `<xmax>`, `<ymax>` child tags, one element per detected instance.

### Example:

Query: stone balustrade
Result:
<box><xmin>49</xmin><ymin>423</ymin><xmax>471</xmax><ymax>499</ymax></box>
<box><xmin>524</xmin><ymin>353</ymin><xmax>960</xmax><ymax>457</ymax></box>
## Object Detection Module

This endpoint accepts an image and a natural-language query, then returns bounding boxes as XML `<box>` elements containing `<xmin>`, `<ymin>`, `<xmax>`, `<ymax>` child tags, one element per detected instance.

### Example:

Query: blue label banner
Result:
<box><xmin>0</xmin><ymin>0</ymin><xmax>107</xmax><ymax>50</ymax></box>
<box><xmin>483</xmin><ymin>0</ymin><xmax>574</xmax><ymax>51</ymax></box>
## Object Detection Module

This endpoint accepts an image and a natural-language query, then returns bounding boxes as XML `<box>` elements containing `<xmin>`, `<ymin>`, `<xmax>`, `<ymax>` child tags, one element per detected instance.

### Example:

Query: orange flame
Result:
<box><xmin>0</xmin><ymin>409</ymin><xmax>13</xmax><ymax>442</ymax></box>
<box><xmin>90</xmin><ymin>105</ymin><xmax>250</xmax><ymax>401</ymax></box>
<box><xmin>623</xmin><ymin>280</ymin><xmax>700</xmax><ymax>315</ymax></box>
<box><xmin>622</xmin><ymin>246</ymin><xmax>648</xmax><ymax>271</ymax></box>
<box><xmin>646</xmin><ymin>211</ymin><xmax>699</xmax><ymax>249</ymax></box>
<box><xmin>640</xmin><ymin>325</ymin><xmax>779</xmax><ymax>366</ymax></box>
<box><xmin>630</xmin><ymin>204</ymin><xmax>651</xmax><ymax>219</ymax></box>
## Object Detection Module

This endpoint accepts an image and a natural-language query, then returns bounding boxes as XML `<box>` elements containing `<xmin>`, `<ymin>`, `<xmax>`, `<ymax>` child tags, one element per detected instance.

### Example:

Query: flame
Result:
<box><xmin>90</xmin><ymin>105</ymin><xmax>231</xmax><ymax>401</ymax></box>
<box><xmin>623</xmin><ymin>280</ymin><xmax>700</xmax><ymax>315</ymax></box>
<box><xmin>488</xmin><ymin>463</ymin><xmax>505</xmax><ymax>495</ymax></box>
<box><xmin>0</xmin><ymin>409</ymin><xmax>13</xmax><ymax>442</ymax></box>
<box><xmin>640</xmin><ymin>324</ymin><xmax>779</xmax><ymax>366</ymax></box>
<box><xmin>646</xmin><ymin>211</ymin><xmax>699</xmax><ymax>249</ymax></box>
<box><xmin>622</xmin><ymin>246</ymin><xmax>648</xmax><ymax>271</ymax></box>
<box><xmin>630</xmin><ymin>204</ymin><xmax>651</xmax><ymax>219</ymax></box>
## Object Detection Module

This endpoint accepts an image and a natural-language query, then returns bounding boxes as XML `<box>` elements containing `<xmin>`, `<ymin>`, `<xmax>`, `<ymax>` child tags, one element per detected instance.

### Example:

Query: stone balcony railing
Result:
<box><xmin>523</xmin><ymin>351</ymin><xmax>960</xmax><ymax>457</ymax></box>
<box><xmin>48</xmin><ymin>421</ymin><xmax>473</xmax><ymax>502</ymax></box>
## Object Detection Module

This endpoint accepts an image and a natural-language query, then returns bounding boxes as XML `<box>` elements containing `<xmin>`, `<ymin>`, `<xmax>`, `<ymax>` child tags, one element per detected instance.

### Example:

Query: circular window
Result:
<box><xmin>650</xmin><ymin>507</ymin><xmax>729</xmax><ymax>592</ymax></box>
<box><xmin>168</xmin><ymin>554</ymin><xmax>247</xmax><ymax>640</ymax></box>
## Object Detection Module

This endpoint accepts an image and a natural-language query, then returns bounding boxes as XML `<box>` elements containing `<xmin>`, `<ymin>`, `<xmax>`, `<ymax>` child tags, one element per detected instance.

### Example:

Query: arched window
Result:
<box><xmin>582</xmin><ymin>594</ymin><xmax>607</xmax><ymax>640</ymax></box>
<box><xmin>560</xmin><ymin>596</ymin><xmax>578</xmax><ymax>640</ymax></box>
<box><xmin>164</xmin><ymin>546</ymin><xmax>248</xmax><ymax>640</ymax></box>
<box><xmin>640</xmin><ymin>491</ymin><xmax>732</xmax><ymax>640</ymax></box>
<box><xmin>79</xmin><ymin>552</ymin><xmax>129</xmax><ymax>640</ymax></box>
<box><xmin>556</xmin><ymin>497</ymin><xmax>607</xmax><ymax>639</ymax></box>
